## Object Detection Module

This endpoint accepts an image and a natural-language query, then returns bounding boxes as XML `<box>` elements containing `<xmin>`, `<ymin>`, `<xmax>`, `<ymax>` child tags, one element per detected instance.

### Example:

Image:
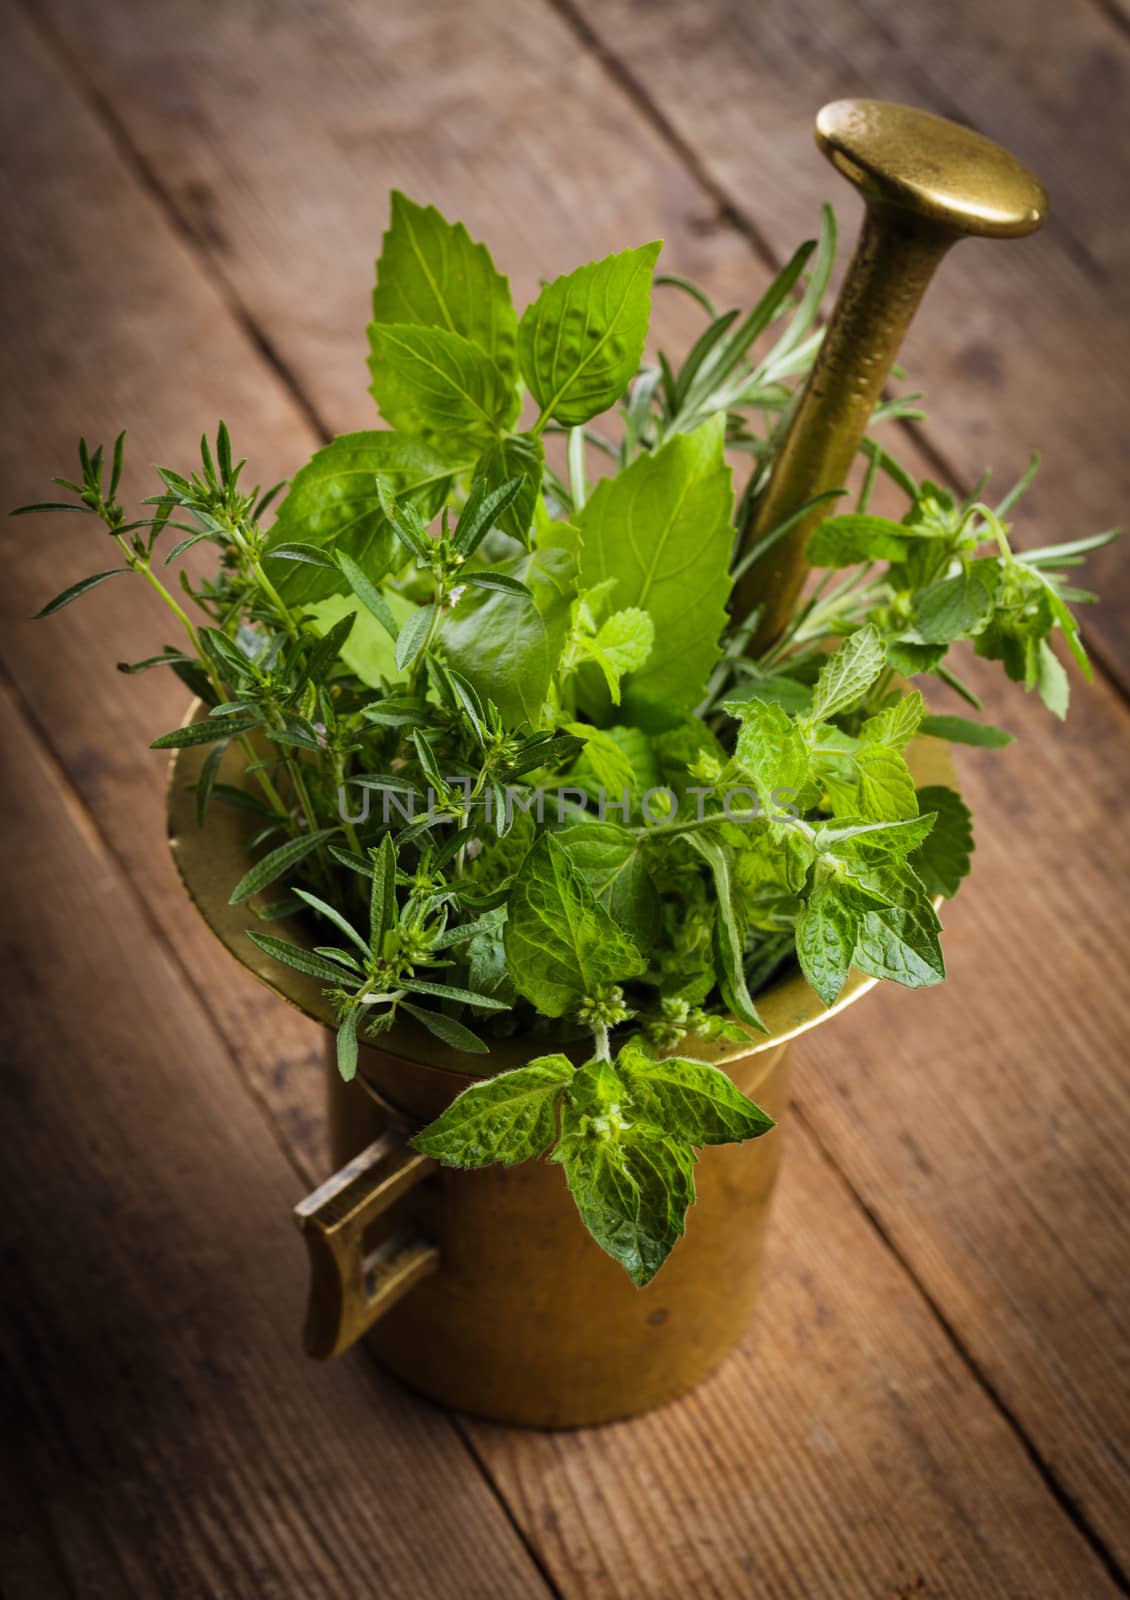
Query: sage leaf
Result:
<box><xmin>504</xmin><ymin>834</ymin><xmax>645</xmax><ymax>1016</ymax></box>
<box><xmin>412</xmin><ymin>1054</ymin><xmax>575</xmax><ymax>1165</ymax></box>
<box><xmin>519</xmin><ymin>241</ymin><xmax>661</xmax><ymax>426</ymax></box>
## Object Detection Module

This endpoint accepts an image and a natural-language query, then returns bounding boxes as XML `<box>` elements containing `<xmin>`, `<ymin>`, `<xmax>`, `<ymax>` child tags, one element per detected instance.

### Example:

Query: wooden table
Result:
<box><xmin>2</xmin><ymin>1</ymin><xmax>1128</xmax><ymax>1594</ymax></box>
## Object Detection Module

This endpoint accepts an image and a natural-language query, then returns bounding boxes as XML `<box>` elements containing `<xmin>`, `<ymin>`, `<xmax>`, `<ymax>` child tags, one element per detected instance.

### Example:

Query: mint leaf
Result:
<box><xmin>912</xmin><ymin>785</ymin><xmax>974</xmax><ymax>898</ymax></box>
<box><xmin>520</xmin><ymin>241</ymin><xmax>661</xmax><ymax>426</ymax></box>
<box><xmin>443</xmin><ymin>546</ymin><xmax>575</xmax><ymax>727</ymax></box>
<box><xmin>810</xmin><ymin>625</ymin><xmax>886</xmax><ymax>721</ymax></box>
<box><xmin>796</xmin><ymin>882</ymin><xmax>858</xmax><ymax>1006</ymax></box>
<box><xmin>367</xmin><ymin>324</ymin><xmax>518</xmax><ymax>451</ymax></box>
<box><xmin>617</xmin><ymin>1041</ymin><xmax>774</xmax><ymax>1144</ymax></box>
<box><xmin>852</xmin><ymin>742</ymin><xmax>918</xmax><ymax>822</ymax></box>
<box><xmin>266</xmin><ymin>432</ymin><xmax>455</xmax><ymax>603</ymax></box>
<box><xmin>854</xmin><ymin>901</ymin><xmax>945</xmax><ymax>988</ymax></box>
<box><xmin>917</xmin><ymin>560</ymin><xmax>1000</xmax><ymax>644</ymax></box>
<box><xmin>412</xmin><ymin>1054</ymin><xmax>575</xmax><ymax>1166</ymax></box>
<box><xmin>806</xmin><ymin>513</ymin><xmax>914</xmax><ymax>567</ymax></box>
<box><xmin>733</xmin><ymin>699</ymin><xmax>810</xmax><ymax>815</ymax></box>
<box><xmin>473</xmin><ymin>433</ymin><xmax>544</xmax><ymax>546</ymax></box>
<box><xmin>576</xmin><ymin>417</ymin><xmax>732</xmax><ymax>728</ymax></box>
<box><xmin>373</xmin><ymin>192</ymin><xmax>518</xmax><ymax>380</ymax></box>
<box><xmin>555</xmin><ymin>821</ymin><xmax>659</xmax><ymax>950</ymax></box>
<box><xmin>919</xmin><ymin>714</ymin><xmax>1014</xmax><ymax>748</ymax></box>
<box><xmin>504</xmin><ymin>834</ymin><xmax>645</xmax><ymax>1016</ymax></box>
<box><xmin>860</xmin><ymin>690</ymin><xmax>924</xmax><ymax>750</ymax></box>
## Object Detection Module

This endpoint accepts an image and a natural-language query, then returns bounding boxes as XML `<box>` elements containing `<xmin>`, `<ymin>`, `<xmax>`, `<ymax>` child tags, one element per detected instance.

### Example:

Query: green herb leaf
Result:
<box><xmin>618</xmin><ymin>1040</ymin><xmax>774</xmax><ymax>1144</ymax></box>
<box><xmin>267</xmin><ymin>431</ymin><xmax>455</xmax><ymax>602</ymax></box>
<box><xmin>444</xmin><ymin>547</ymin><xmax>575</xmax><ymax>727</ymax></box>
<box><xmin>473</xmin><ymin>433</ymin><xmax>544</xmax><ymax>545</ymax></box>
<box><xmin>337</xmin><ymin>1008</ymin><xmax>359</xmax><ymax>1082</ymax></box>
<box><xmin>555</xmin><ymin>821</ymin><xmax>659</xmax><ymax>950</ymax></box>
<box><xmin>151</xmin><ymin>716</ymin><xmax>257</xmax><ymax>749</ymax></box>
<box><xmin>373</xmin><ymin>192</ymin><xmax>519</xmax><ymax>379</ymax></box>
<box><xmin>412</xmin><ymin>1054</ymin><xmax>575</xmax><ymax>1165</ymax></box>
<box><xmin>576</xmin><ymin>416</ymin><xmax>732</xmax><ymax>728</ymax></box>
<box><xmin>917</xmin><ymin>560</ymin><xmax>1000</xmax><ymax>644</ymax></box>
<box><xmin>806</xmin><ymin>513</ymin><xmax>915</xmax><ymax>568</ymax></box>
<box><xmin>369</xmin><ymin>834</ymin><xmax>398</xmax><ymax>949</ymax></box>
<box><xmin>860</xmin><ymin>691</ymin><xmax>925</xmax><ymax>750</ymax></box>
<box><xmin>852</xmin><ymin>742</ymin><xmax>919</xmax><ymax>822</ymax></box>
<box><xmin>911</xmin><ymin>785</ymin><xmax>974</xmax><ymax>898</ymax></box>
<box><xmin>34</xmin><ymin>567</ymin><xmax>131</xmax><ymax>617</ymax></box>
<box><xmin>229</xmin><ymin>829</ymin><xmax>339</xmax><ymax>906</ymax></box>
<box><xmin>368</xmin><ymin>324</ymin><xmax>518</xmax><ymax>451</ymax></box>
<box><xmin>796</xmin><ymin>883</ymin><xmax>858</xmax><ymax>1006</ymax></box>
<box><xmin>853</xmin><ymin>901</ymin><xmax>945</xmax><ymax>988</ymax></box>
<box><xmin>810</xmin><ymin>624</ymin><xmax>886</xmax><ymax>722</ymax></box>
<box><xmin>733</xmin><ymin>700</ymin><xmax>810</xmax><ymax>816</ymax></box>
<box><xmin>919</xmin><ymin>714</ymin><xmax>1014</xmax><ymax>748</ymax></box>
<box><xmin>247</xmin><ymin>931</ymin><xmax>357</xmax><ymax>986</ymax></box>
<box><xmin>395</xmin><ymin>604</ymin><xmax>438</xmax><ymax>672</ymax></box>
<box><xmin>504</xmin><ymin>834</ymin><xmax>645</xmax><ymax>1016</ymax></box>
<box><xmin>520</xmin><ymin>241</ymin><xmax>662</xmax><ymax>427</ymax></box>
<box><xmin>1035</xmin><ymin>637</ymin><xmax>1070</xmax><ymax>718</ymax></box>
<box><xmin>685</xmin><ymin>834</ymin><xmax>766</xmax><ymax>1031</ymax></box>
<box><xmin>399</xmin><ymin>1002</ymin><xmax>490</xmax><ymax>1055</ymax></box>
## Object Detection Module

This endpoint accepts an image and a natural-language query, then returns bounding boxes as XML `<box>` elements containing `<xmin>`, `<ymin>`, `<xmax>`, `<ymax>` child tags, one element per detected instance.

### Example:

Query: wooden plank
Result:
<box><xmin>4</xmin><ymin>0</ymin><xmax>1128</xmax><ymax>1591</ymax></box>
<box><xmin>0</xmin><ymin>697</ymin><xmax>551</xmax><ymax>1599</ymax></box>
<box><xmin>550</xmin><ymin>0</ymin><xmax>1130</xmax><ymax>689</ymax></box>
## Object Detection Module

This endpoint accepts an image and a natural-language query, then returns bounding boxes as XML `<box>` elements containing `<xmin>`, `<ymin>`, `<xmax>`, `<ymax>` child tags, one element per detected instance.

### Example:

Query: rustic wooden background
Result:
<box><xmin>2</xmin><ymin>1</ymin><xmax>1128</xmax><ymax>1595</ymax></box>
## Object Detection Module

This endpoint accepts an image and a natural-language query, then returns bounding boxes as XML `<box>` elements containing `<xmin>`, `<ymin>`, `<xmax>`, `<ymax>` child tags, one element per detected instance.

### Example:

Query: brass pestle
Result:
<box><xmin>734</xmin><ymin>98</ymin><xmax>1048</xmax><ymax>653</ymax></box>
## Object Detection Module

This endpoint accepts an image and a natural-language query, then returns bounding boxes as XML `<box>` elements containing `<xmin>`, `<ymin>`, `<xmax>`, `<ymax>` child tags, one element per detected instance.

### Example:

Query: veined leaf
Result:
<box><xmin>853</xmin><ymin>901</ymin><xmax>946</xmax><ymax>988</ymax></box>
<box><xmin>576</xmin><ymin>416</ymin><xmax>732</xmax><ymax>728</ymax></box>
<box><xmin>618</xmin><ymin>1040</ymin><xmax>773</xmax><ymax>1144</ymax></box>
<box><xmin>504</xmin><ymin>834</ymin><xmax>645</xmax><ymax>1016</ymax></box>
<box><xmin>368</xmin><ymin>324</ymin><xmax>519</xmax><ymax>450</ymax></box>
<box><xmin>399</xmin><ymin>1002</ymin><xmax>490</xmax><ymax>1055</ymax></box>
<box><xmin>229</xmin><ymin>829</ymin><xmax>338</xmax><ymax>905</ymax></box>
<box><xmin>373</xmin><ymin>191</ymin><xmax>519</xmax><ymax>380</ymax></box>
<box><xmin>810</xmin><ymin>625</ymin><xmax>886</xmax><ymax>722</ymax></box>
<box><xmin>733</xmin><ymin>700</ymin><xmax>810</xmax><ymax>816</ymax></box>
<box><xmin>806</xmin><ymin>513</ymin><xmax>915</xmax><ymax>568</ymax></box>
<box><xmin>555</xmin><ymin>821</ymin><xmax>659</xmax><ymax>950</ymax></box>
<box><xmin>474</xmin><ymin>433</ymin><xmax>544</xmax><ymax>545</ymax></box>
<box><xmin>796</xmin><ymin>883</ymin><xmax>858</xmax><ymax>1006</ymax></box>
<box><xmin>520</xmin><ymin>241</ymin><xmax>662</xmax><ymax>426</ymax></box>
<box><xmin>266</xmin><ymin>431</ymin><xmax>456</xmax><ymax>603</ymax></box>
<box><xmin>412</xmin><ymin>1055</ymin><xmax>575</xmax><ymax>1165</ymax></box>
<box><xmin>912</xmin><ymin>784</ymin><xmax>974</xmax><ymax>898</ymax></box>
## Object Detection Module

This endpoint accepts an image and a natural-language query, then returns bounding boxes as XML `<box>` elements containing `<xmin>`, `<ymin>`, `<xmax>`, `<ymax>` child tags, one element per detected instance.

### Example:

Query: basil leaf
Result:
<box><xmin>412</xmin><ymin>1054</ymin><xmax>575</xmax><ymax>1166</ymax></box>
<box><xmin>504</xmin><ymin>834</ymin><xmax>645</xmax><ymax>1016</ymax></box>
<box><xmin>368</xmin><ymin>324</ymin><xmax>519</xmax><ymax>450</ymax></box>
<box><xmin>810</xmin><ymin>624</ymin><xmax>886</xmax><ymax>721</ymax></box>
<box><xmin>474</xmin><ymin>433</ymin><xmax>544</xmax><ymax>545</ymax></box>
<box><xmin>443</xmin><ymin>547</ymin><xmax>575</xmax><ymax>727</ymax></box>
<box><xmin>519</xmin><ymin>241</ymin><xmax>661</xmax><ymax>426</ymax></box>
<box><xmin>617</xmin><ymin>1041</ymin><xmax>774</xmax><ymax>1144</ymax></box>
<box><xmin>911</xmin><ymin>785</ymin><xmax>974</xmax><ymax>898</ymax></box>
<box><xmin>373</xmin><ymin>191</ymin><xmax>518</xmax><ymax>380</ymax></box>
<box><xmin>576</xmin><ymin>416</ymin><xmax>732</xmax><ymax>728</ymax></box>
<box><xmin>266</xmin><ymin>432</ymin><xmax>455</xmax><ymax>603</ymax></box>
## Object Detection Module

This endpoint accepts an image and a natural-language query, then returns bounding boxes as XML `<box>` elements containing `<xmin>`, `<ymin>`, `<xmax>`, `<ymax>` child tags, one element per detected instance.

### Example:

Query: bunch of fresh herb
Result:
<box><xmin>18</xmin><ymin>194</ymin><xmax>1116</xmax><ymax>1284</ymax></box>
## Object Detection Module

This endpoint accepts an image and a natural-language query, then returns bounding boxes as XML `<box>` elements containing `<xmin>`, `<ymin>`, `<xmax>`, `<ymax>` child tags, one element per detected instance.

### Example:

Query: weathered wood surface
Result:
<box><xmin>3</xmin><ymin>0</ymin><xmax>1129</xmax><ymax>1594</ymax></box>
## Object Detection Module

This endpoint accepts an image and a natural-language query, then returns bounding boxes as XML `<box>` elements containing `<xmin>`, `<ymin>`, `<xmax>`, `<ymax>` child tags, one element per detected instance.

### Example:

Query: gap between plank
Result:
<box><xmin>790</xmin><ymin>1097</ymin><xmax>1130</xmax><ymax>1597</ymax></box>
<box><xmin>18</xmin><ymin>3</ymin><xmax>1129</xmax><ymax>1585</ymax></box>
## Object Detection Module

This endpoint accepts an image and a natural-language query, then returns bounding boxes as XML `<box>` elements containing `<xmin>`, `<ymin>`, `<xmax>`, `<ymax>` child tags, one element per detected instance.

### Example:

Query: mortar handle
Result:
<box><xmin>293</xmin><ymin>1131</ymin><xmax>439</xmax><ymax>1361</ymax></box>
<box><xmin>735</xmin><ymin>98</ymin><xmax>1048</xmax><ymax>652</ymax></box>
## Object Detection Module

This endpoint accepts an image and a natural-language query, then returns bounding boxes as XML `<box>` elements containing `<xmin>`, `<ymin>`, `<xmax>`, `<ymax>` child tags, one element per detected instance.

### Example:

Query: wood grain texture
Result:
<box><xmin>0</xmin><ymin>701</ymin><xmax>550</xmax><ymax>1600</ymax></box>
<box><xmin>555</xmin><ymin>0</ymin><xmax>1130</xmax><ymax>690</ymax></box>
<box><xmin>3</xmin><ymin>0</ymin><xmax>1129</xmax><ymax>1593</ymax></box>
